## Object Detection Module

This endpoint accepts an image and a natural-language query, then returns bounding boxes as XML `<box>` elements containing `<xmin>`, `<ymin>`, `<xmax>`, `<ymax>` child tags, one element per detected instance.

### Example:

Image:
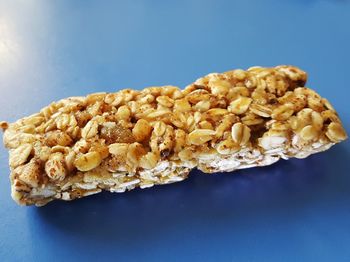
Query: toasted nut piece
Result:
<box><xmin>326</xmin><ymin>122</ymin><xmax>347</xmax><ymax>142</ymax></box>
<box><xmin>74</xmin><ymin>152</ymin><xmax>102</xmax><ymax>171</ymax></box>
<box><xmin>231</xmin><ymin>123</ymin><xmax>250</xmax><ymax>146</ymax></box>
<box><xmin>132</xmin><ymin>119</ymin><xmax>152</xmax><ymax>142</ymax></box>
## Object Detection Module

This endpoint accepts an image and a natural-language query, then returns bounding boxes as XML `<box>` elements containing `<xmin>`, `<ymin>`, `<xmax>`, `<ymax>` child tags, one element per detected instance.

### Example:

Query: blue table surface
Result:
<box><xmin>0</xmin><ymin>1</ymin><xmax>350</xmax><ymax>261</ymax></box>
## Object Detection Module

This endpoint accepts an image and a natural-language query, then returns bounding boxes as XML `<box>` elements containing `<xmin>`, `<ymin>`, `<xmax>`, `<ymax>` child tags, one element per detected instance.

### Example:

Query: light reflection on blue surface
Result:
<box><xmin>0</xmin><ymin>0</ymin><xmax>349</xmax><ymax>261</ymax></box>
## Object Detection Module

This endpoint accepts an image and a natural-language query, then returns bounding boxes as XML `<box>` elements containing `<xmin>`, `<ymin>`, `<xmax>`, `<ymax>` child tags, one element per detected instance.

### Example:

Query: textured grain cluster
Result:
<box><xmin>1</xmin><ymin>65</ymin><xmax>347</xmax><ymax>206</ymax></box>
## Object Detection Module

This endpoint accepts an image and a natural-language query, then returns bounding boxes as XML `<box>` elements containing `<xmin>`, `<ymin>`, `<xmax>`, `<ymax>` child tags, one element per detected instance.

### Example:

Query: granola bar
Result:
<box><xmin>1</xmin><ymin>66</ymin><xmax>347</xmax><ymax>206</ymax></box>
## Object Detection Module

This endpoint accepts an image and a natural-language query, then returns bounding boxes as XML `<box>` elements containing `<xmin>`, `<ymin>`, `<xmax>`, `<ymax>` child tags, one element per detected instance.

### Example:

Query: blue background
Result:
<box><xmin>0</xmin><ymin>0</ymin><xmax>349</xmax><ymax>261</ymax></box>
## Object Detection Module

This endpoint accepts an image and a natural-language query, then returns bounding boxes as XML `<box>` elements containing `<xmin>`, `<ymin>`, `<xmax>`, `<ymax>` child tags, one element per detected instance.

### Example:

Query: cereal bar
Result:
<box><xmin>1</xmin><ymin>66</ymin><xmax>347</xmax><ymax>206</ymax></box>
